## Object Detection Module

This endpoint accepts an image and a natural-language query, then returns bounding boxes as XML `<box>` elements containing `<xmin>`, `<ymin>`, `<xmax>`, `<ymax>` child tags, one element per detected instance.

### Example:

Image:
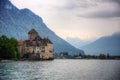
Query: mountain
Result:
<box><xmin>66</xmin><ymin>37</ymin><xmax>91</xmax><ymax>48</ymax></box>
<box><xmin>80</xmin><ymin>33</ymin><xmax>120</xmax><ymax>55</ymax></box>
<box><xmin>0</xmin><ymin>0</ymin><xmax>84</xmax><ymax>54</ymax></box>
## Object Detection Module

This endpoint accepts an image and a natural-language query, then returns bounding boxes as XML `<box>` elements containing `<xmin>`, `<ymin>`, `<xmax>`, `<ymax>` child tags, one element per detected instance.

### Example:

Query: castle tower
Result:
<box><xmin>28</xmin><ymin>28</ymin><xmax>38</xmax><ymax>40</ymax></box>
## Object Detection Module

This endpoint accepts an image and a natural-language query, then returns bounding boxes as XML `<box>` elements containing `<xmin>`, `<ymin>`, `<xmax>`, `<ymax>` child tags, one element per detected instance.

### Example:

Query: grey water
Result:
<box><xmin>0</xmin><ymin>59</ymin><xmax>120</xmax><ymax>80</ymax></box>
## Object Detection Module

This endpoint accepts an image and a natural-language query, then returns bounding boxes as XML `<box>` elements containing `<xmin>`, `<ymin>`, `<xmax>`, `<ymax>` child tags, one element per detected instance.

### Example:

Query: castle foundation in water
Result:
<box><xmin>17</xmin><ymin>29</ymin><xmax>54</xmax><ymax>60</ymax></box>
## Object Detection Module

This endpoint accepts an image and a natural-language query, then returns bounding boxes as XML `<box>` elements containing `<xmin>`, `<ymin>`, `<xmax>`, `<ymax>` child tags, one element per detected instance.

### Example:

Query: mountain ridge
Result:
<box><xmin>0</xmin><ymin>0</ymin><xmax>84</xmax><ymax>54</ymax></box>
<box><xmin>80</xmin><ymin>32</ymin><xmax>120</xmax><ymax>55</ymax></box>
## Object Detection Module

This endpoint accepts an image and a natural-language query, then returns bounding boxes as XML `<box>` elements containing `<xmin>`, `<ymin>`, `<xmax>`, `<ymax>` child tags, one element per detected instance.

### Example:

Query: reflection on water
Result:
<box><xmin>0</xmin><ymin>60</ymin><xmax>120</xmax><ymax>80</ymax></box>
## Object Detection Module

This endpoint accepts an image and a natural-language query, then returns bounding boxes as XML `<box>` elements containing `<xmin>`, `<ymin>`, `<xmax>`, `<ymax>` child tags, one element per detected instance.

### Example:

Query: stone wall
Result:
<box><xmin>18</xmin><ymin>45</ymin><xmax>53</xmax><ymax>60</ymax></box>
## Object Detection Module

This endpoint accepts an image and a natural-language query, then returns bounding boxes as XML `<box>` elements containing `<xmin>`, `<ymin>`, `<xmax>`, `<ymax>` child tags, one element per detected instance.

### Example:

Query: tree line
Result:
<box><xmin>0</xmin><ymin>35</ymin><xmax>20</xmax><ymax>59</ymax></box>
<box><xmin>54</xmin><ymin>52</ymin><xmax>120</xmax><ymax>59</ymax></box>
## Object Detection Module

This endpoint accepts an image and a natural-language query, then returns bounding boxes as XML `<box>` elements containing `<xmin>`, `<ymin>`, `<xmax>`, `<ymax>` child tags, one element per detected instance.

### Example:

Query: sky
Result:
<box><xmin>10</xmin><ymin>0</ymin><xmax>120</xmax><ymax>48</ymax></box>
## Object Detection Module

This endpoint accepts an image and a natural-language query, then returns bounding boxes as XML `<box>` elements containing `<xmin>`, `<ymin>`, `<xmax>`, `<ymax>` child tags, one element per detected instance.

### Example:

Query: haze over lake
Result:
<box><xmin>0</xmin><ymin>59</ymin><xmax>120</xmax><ymax>80</ymax></box>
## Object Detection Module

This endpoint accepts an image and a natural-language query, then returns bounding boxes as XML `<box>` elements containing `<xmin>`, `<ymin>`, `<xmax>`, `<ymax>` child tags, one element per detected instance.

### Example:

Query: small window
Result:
<box><xmin>37</xmin><ymin>51</ymin><xmax>39</xmax><ymax>53</ymax></box>
<box><xmin>49</xmin><ymin>50</ymin><xmax>52</xmax><ymax>53</ymax></box>
<box><xmin>41</xmin><ymin>50</ymin><xmax>45</xmax><ymax>52</ymax></box>
<box><xmin>42</xmin><ymin>47</ymin><xmax>45</xmax><ymax>49</ymax></box>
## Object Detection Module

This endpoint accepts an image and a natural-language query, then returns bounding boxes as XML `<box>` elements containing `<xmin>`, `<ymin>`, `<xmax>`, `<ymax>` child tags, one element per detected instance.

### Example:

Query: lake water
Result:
<box><xmin>0</xmin><ymin>59</ymin><xmax>120</xmax><ymax>80</ymax></box>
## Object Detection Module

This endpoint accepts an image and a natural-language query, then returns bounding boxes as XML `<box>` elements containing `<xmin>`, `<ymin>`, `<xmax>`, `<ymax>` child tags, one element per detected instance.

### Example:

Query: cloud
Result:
<box><xmin>78</xmin><ymin>5</ymin><xmax>120</xmax><ymax>18</ymax></box>
<box><xmin>52</xmin><ymin>0</ymin><xmax>120</xmax><ymax>18</ymax></box>
<box><xmin>11</xmin><ymin>0</ymin><xmax>120</xmax><ymax>18</ymax></box>
<box><xmin>78</xmin><ymin>0</ymin><xmax>120</xmax><ymax>18</ymax></box>
<box><xmin>109</xmin><ymin>0</ymin><xmax>120</xmax><ymax>4</ymax></box>
<box><xmin>53</xmin><ymin>0</ymin><xmax>91</xmax><ymax>10</ymax></box>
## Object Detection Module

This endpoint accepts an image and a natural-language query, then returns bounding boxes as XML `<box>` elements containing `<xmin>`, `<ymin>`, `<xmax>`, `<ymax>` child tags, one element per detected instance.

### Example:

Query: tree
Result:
<box><xmin>0</xmin><ymin>35</ymin><xmax>20</xmax><ymax>59</ymax></box>
<box><xmin>99</xmin><ymin>54</ymin><xmax>107</xmax><ymax>59</ymax></box>
<box><xmin>107</xmin><ymin>53</ymin><xmax>110</xmax><ymax>59</ymax></box>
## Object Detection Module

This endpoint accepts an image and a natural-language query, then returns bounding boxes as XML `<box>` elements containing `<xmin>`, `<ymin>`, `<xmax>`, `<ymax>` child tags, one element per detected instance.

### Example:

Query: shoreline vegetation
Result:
<box><xmin>0</xmin><ymin>35</ymin><xmax>120</xmax><ymax>61</ymax></box>
<box><xmin>54</xmin><ymin>52</ymin><xmax>120</xmax><ymax>60</ymax></box>
<box><xmin>0</xmin><ymin>35</ymin><xmax>20</xmax><ymax>60</ymax></box>
<box><xmin>0</xmin><ymin>54</ymin><xmax>120</xmax><ymax>62</ymax></box>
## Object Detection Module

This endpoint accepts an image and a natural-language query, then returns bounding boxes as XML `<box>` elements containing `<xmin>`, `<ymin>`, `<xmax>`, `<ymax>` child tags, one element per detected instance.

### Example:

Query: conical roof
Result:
<box><xmin>28</xmin><ymin>28</ymin><xmax>38</xmax><ymax>34</ymax></box>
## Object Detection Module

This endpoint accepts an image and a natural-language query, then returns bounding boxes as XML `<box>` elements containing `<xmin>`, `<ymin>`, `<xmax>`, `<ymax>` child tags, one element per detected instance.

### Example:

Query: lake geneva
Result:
<box><xmin>0</xmin><ymin>59</ymin><xmax>120</xmax><ymax>80</ymax></box>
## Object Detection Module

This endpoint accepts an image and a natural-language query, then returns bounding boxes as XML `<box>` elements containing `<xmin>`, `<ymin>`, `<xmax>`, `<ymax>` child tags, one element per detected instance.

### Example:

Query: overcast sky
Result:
<box><xmin>10</xmin><ymin>0</ymin><xmax>120</xmax><ymax>47</ymax></box>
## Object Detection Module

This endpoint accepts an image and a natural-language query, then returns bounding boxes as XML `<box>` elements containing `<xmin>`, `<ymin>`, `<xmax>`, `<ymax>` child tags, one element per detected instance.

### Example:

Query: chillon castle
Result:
<box><xmin>17</xmin><ymin>29</ymin><xmax>54</xmax><ymax>60</ymax></box>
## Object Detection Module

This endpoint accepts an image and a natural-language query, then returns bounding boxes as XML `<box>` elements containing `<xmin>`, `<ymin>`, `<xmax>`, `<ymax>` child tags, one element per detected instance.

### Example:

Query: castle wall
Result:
<box><xmin>18</xmin><ymin>44</ymin><xmax>53</xmax><ymax>59</ymax></box>
<box><xmin>44</xmin><ymin>43</ymin><xmax>53</xmax><ymax>59</ymax></box>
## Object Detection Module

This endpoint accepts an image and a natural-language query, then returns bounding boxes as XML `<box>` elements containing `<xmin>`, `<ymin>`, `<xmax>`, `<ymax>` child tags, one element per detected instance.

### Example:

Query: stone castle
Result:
<box><xmin>17</xmin><ymin>29</ymin><xmax>54</xmax><ymax>60</ymax></box>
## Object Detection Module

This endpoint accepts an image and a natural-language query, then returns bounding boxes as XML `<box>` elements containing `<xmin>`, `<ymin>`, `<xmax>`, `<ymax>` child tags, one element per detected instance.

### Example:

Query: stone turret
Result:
<box><xmin>17</xmin><ymin>39</ymin><xmax>24</xmax><ymax>57</ymax></box>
